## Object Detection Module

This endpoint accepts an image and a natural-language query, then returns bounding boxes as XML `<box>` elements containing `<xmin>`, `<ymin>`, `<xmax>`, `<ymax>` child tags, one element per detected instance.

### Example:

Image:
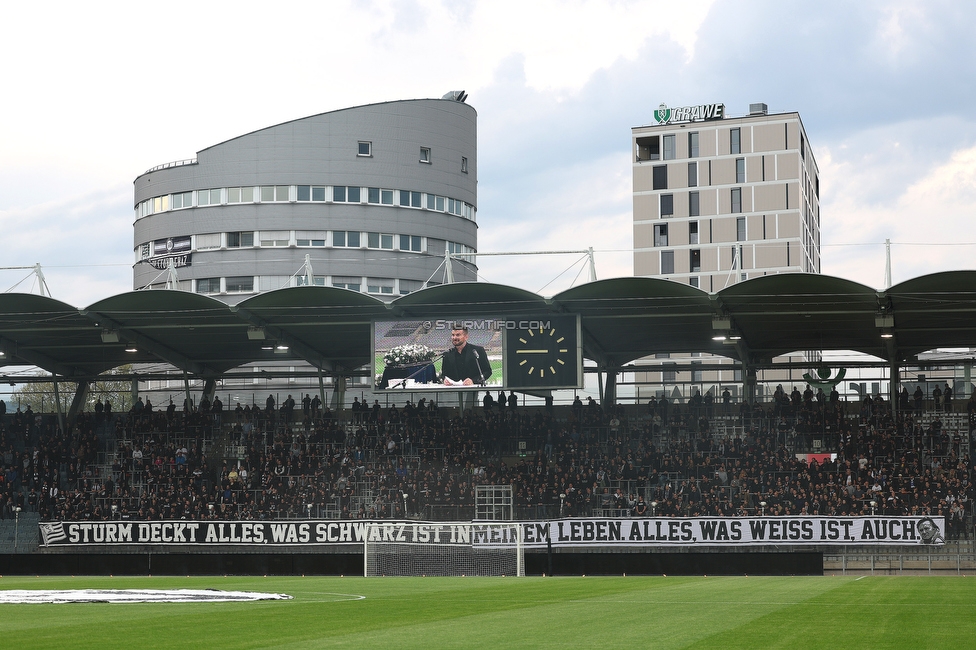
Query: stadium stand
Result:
<box><xmin>1</xmin><ymin>392</ymin><xmax>972</xmax><ymax>542</ymax></box>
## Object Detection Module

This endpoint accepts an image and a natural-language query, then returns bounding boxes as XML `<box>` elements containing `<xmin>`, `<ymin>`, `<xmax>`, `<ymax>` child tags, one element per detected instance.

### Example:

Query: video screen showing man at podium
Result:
<box><xmin>373</xmin><ymin>318</ymin><xmax>503</xmax><ymax>391</ymax></box>
<box><xmin>441</xmin><ymin>326</ymin><xmax>492</xmax><ymax>386</ymax></box>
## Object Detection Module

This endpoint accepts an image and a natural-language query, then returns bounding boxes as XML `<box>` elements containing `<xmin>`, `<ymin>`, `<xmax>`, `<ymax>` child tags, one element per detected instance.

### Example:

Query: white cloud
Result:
<box><xmin>3</xmin><ymin>0</ymin><xmax>976</xmax><ymax>307</ymax></box>
<box><xmin>821</xmin><ymin>136</ymin><xmax>976</xmax><ymax>287</ymax></box>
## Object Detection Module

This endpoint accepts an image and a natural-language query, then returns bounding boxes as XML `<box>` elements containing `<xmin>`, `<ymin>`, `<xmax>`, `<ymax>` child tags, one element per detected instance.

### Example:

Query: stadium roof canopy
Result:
<box><xmin>2</xmin><ymin>271</ymin><xmax>976</xmax><ymax>381</ymax></box>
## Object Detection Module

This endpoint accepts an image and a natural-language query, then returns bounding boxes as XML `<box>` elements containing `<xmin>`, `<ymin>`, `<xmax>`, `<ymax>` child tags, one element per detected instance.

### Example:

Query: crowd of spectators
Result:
<box><xmin>0</xmin><ymin>387</ymin><xmax>973</xmax><ymax>540</ymax></box>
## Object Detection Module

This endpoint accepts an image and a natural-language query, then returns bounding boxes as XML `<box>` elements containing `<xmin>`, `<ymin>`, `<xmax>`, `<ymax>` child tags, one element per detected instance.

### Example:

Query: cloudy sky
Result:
<box><xmin>1</xmin><ymin>0</ymin><xmax>974</xmax><ymax>306</ymax></box>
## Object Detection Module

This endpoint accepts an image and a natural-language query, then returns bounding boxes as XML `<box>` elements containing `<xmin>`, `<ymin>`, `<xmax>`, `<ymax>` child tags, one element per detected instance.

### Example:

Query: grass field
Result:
<box><xmin>1</xmin><ymin>575</ymin><xmax>973</xmax><ymax>649</ymax></box>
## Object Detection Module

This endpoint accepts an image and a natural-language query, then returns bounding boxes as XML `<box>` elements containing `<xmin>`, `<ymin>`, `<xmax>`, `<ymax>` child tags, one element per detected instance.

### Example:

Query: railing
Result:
<box><xmin>143</xmin><ymin>158</ymin><xmax>197</xmax><ymax>174</ymax></box>
<box><xmin>824</xmin><ymin>540</ymin><xmax>976</xmax><ymax>574</ymax></box>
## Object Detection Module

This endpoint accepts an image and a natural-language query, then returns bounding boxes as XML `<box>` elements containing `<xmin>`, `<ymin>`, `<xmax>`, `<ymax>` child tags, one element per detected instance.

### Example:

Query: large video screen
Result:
<box><xmin>372</xmin><ymin>315</ymin><xmax>582</xmax><ymax>391</ymax></box>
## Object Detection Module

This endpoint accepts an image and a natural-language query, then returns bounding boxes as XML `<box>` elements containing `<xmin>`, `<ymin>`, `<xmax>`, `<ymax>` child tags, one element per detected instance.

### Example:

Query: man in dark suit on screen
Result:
<box><xmin>441</xmin><ymin>326</ymin><xmax>492</xmax><ymax>386</ymax></box>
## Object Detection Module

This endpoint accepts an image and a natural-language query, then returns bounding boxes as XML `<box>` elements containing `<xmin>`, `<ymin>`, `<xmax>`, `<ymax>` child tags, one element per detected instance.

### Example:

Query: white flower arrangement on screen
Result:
<box><xmin>383</xmin><ymin>344</ymin><xmax>436</xmax><ymax>367</ymax></box>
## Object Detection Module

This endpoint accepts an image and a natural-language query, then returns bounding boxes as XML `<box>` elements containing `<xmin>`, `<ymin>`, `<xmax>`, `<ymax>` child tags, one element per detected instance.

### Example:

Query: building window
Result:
<box><xmin>367</xmin><ymin>278</ymin><xmax>395</xmax><ymax>295</ymax></box>
<box><xmin>259</xmin><ymin>230</ymin><xmax>289</xmax><ymax>247</ymax></box>
<box><xmin>399</xmin><ymin>279</ymin><xmax>422</xmax><ymax>295</ymax></box>
<box><xmin>400</xmin><ymin>234</ymin><xmax>422</xmax><ymax>252</ymax></box>
<box><xmin>654</xmin><ymin>224</ymin><xmax>668</xmax><ymax>247</ymax></box>
<box><xmin>461</xmin><ymin>157</ymin><xmax>468</xmax><ymax>173</ymax></box>
<box><xmin>332</xmin><ymin>276</ymin><xmax>361</xmax><ymax>291</ymax></box>
<box><xmin>652</xmin><ymin>165</ymin><xmax>668</xmax><ymax>190</ymax></box>
<box><xmin>312</xmin><ymin>186</ymin><xmax>326</xmax><ymax>201</ymax></box>
<box><xmin>689</xmin><ymin>221</ymin><xmax>699</xmax><ymax>245</ymax></box>
<box><xmin>691</xmin><ymin>361</ymin><xmax>702</xmax><ymax>383</ymax></box>
<box><xmin>736</xmin><ymin>158</ymin><xmax>745</xmax><ymax>184</ymax></box>
<box><xmin>296</xmin><ymin>231</ymin><xmax>326</xmax><ymax>247</ymax></box>
<box><xmin>730</xmin><ymin>128</ymin><xmax>741</xmax><ymax>154</ymax></box>
<box><xmin>690</xmin><ymin>249</ymin><xmax>701</xmax><ymax>273</ymax></box>
<box><xmin>333</xmin><ymin>231</ymin><xmax>361</xmax><ymax>248</ymax></box>
<box><xmin>227</xmin><ymin>187</ymin><xmax>254</xmax><ymax>203</ymax></box>
<box><xmin>172</xmin><ymin>191</ymin><xmax>193</xmax><ymax>209</ymax></box>
<box><xmin>195</xmin><ymin>233</ymin><xmax>221</xmax><ymax>250</ymax></box>
<box><xmin>688</xmin><ymin>132</ymin><xmax>699</xmax><ymax>158</ymax></box>
<box><xmin>367</xmin><ymin>232</ymin><xmax>394</xmax><ymax>249</ymax></box>
<box><xmin>227</xmin><ymin>231</ymin><xmax>254</xmax><ymax>248</ymax></box>
<box><xmin>259</xmin><ymin>186</ymin><xmax>288</xmax><ymax>202</ymax></box>
<box><xmin>295</xmin><ymin>275</ymin><xmax>326</xmax><ymax>287</ymax></box>
<box><xmin>636</xmin><ymin>135</ymin><xmax>660</xmax><ymax>161</ymax></box>
<box><xmin>689</xmin><ymin>191</ymin><xmax>700</xmax><ymax>217</ymax></box>
<box><xmin>226</xmin><ymin>276</ymin><xmax>254</xmax><ymax>293</ymax></box>
<box><xmin>334</xmin><ymin>186</ymin><xmax>361</xmax><ymax>203</ymax></box>
<box><xmin>663</xmin><ymin>368</ymin><xmax>676</xmax><ymax>383</ymax></box>
<box><xmin>399</xmin><ymin>190</ymin><xmax>422</xmax><ymax>208</ymax></box>
<box><xmin>661</xmin><ymin>250</ymin><xmax>674</xmax><ymax>275</ymax></box>
<box><xmin>358</xmin><ymin>141</ymin><xmax>372</xmax><ymax>156</ymax></box>
<box><xmin>689</xmin><ymin>276</ymin><xmax>699</xmax><ymax>289</ymax></box>
<box><xmin>196</xmin><ymin>278</ymin><xmax>220</xmax><ymax>294</ymax></box>
<box><xmin>447</xmin><ymin>241</ymin><xmax>475</xmax><ymax>263</ymax></box>
<box><xmin>661</xmin><ymin>194</ymin><xmax>674</xmax><ymax>217</ymax></box>
<box><xmin>297</xmin><ymin>185</ymin><xmax>311</xmax><ymax>201</ymax></box>
<box><xmin>420</xmin><ymin>147</ymin><xmax>431</xmax><ymax>163</ymax></box>
<box><xmin>688</xmin><ymin>162</ymin><xmax>697</xmax><ymax>187</ymax></box>
<box><xmin>368</xmin><ymin>188</ymin><xmax>394</xmax><ymax>205</ymax></box>
<box><xmin>663</xmin><ymin>134</ymin><xmax>676</xmax><ymax>160</ymax></box>
<box><xmin>731</xmin><ymin>188</ymin><xmax>742</xmax><ymax>213</ymax></box>
<box><xmin>197</xmin><ymin>189</ymin><xmax>220</xmax><ymax>206</ymax></box>
<box><xmin>736</xmin><ymin>217</ymin><xmax>746</xmax><ymax>241</ymax></box>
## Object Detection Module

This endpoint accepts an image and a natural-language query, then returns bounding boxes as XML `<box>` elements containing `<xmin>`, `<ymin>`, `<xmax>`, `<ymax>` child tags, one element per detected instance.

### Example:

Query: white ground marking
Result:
<box><xmin>0</xmin><ymin>589</ymin><xmax>293</xmax><ymax>604</ymax></box>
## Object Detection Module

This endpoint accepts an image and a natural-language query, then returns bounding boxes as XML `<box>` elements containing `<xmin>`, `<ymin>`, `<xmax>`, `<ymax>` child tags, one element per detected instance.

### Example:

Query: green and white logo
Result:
<box><xmin>653</xmin><ymin>102</ymin><xmax>726</xmax><ymax>124</ymax></box>
<box><xmin>654</xmin><ymin>103</ymin><xmax>672</xmax><ymax>124</ymax></box>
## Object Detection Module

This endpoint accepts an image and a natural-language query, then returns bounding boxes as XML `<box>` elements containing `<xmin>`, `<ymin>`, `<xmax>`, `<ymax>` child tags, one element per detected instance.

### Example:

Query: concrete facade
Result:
<box><xmin>630</xmin><ymin>103</ymin><xmax>821</xmax><ymax>402</ymax></box>
<box><xmin>133</xmin><ymin>98</ymin><xmax>478</xmax><ymax>304</ymax></box>
<box><xmin>632</xmin><ymin>104</ymin><xmax>820</xmax><ymax>291</ymax></box>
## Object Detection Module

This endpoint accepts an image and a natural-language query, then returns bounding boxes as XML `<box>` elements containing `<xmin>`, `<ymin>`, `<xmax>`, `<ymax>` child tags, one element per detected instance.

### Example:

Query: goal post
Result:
<box><xmin>363</xmin><ymin>521</ymin><xmax>524</xmax><ymax>577</ymax></box>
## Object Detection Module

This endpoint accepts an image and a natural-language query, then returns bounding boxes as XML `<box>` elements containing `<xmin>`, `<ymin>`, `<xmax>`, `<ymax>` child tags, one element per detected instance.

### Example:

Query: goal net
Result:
<box><xmin>363</xmin><ymin>521</ymin><xmax>524</xmax><ymax>577</ymax></box>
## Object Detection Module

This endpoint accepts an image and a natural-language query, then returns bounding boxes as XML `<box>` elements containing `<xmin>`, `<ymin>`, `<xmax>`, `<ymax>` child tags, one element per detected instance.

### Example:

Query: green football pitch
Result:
<box><xmin>1</xmin><ymin>574</ymin><xmax>972</xmax><ymax>649</ymax></box>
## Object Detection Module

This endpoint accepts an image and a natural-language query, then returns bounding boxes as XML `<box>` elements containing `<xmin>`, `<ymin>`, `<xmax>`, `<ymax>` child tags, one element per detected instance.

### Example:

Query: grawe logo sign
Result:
<box><xmin>655</xmin><ymin>102</ymin><xmax>725</xmax><ymax>125</ymax></box>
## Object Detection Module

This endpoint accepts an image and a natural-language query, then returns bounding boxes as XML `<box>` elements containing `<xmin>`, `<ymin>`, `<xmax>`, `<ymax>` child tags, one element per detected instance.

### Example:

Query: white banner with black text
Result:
<box><xmin>38</xmin><ymin>516</ymin><xmax>946</xmax><ymax>548</ymax></box>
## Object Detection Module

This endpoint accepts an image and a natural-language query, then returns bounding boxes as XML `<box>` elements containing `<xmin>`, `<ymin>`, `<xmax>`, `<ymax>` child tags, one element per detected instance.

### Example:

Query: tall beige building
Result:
<box><xmin>633</xmin><ymin>103</ymin><xmax>820</xmax><ymax>291</ymax></box>
<box><xmin>631</xmin><ymin>103</ymin><xmax>821</xmax><ymax>401</ymax></box>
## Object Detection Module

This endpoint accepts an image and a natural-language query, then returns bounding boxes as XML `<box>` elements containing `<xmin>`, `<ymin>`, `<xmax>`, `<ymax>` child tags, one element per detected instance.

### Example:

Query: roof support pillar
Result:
<box><xmin>130</xmin><ymin>378</ymin><xmax>139</xmax><ymax>412</ymax></box>
<box><xmin>318</xmin><ymin>367</ymin><xmax>326</xmax><ymax>416</ymax></box>
<box><xmin>742</xmin><ymin>362</ymin><xmax>757</xmax><ymax>405</ymax></box>
<box><xmin>52</xmin><ymin>377</ymin><xmax>65</xmax><ymax>435</ymax></box>
<box><xmin>602</xmin><ymin>370</ymin><xmax>617</xmax><ymax>408</ymax></box>
<box><xmin>332</xmin><ymin>375</ymin><xmax>347</xmax><ymax>412</ymax></box>
<box><xmin>889</xmin><ymin>362</ymin><xmax>900</xmax><ymax>419</ymax></box>
<box><xmin>183</xmin><ymin>372</ymin><xmax>193</xmax><ymax>415</ymax></box>
<box><xmin>202</xmin><ymin>378</ymin><xmax>217</xmax><ymax>405</ymax></box>
<box><xmin>66</xmin><ymin>380</ymin><xmax>90</xmax><ymax>431</ymax></box>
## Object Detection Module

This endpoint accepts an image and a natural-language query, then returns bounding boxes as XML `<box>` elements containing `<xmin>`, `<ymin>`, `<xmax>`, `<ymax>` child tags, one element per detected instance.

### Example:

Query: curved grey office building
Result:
<box><xmin>133</xmin><ymin>97</ymin><xmax>478</xmax><ymax>303</ymax></box>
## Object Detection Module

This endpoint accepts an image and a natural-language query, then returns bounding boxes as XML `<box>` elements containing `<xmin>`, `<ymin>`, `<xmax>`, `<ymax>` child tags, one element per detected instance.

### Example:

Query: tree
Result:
<box><xmin>11</xmin><ymin>365</ymin><xmax>133</xmax><ymax>414</ymax></box>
